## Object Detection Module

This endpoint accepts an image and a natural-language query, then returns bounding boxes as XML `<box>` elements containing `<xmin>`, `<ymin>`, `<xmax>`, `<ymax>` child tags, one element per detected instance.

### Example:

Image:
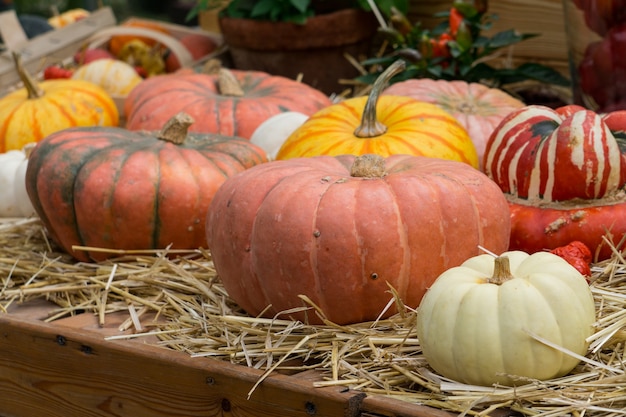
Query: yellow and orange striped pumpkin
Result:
<box><xmin>276</xmin><ymin>61</ymin><xmax>478</xmax><ymax>168</ymax></box>
<box><xmin>0</xmin><ymin>53</ymin><xmax>119</xmax><ymax>153</ymax></box>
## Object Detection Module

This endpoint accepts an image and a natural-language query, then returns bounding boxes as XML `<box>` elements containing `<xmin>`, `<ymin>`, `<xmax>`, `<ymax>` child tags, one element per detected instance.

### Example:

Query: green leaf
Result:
<box><xmin>290</xmin><ymin>0</ymin><xmax>310</xmax><ymax>13</ymax></box>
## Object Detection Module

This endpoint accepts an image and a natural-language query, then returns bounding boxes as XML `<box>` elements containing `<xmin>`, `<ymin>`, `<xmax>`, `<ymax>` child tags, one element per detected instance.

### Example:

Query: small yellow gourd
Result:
<box><xmin>416</xmin><ymin>250</ymin><xmax>596</xmax><ymax>387</ymax></box>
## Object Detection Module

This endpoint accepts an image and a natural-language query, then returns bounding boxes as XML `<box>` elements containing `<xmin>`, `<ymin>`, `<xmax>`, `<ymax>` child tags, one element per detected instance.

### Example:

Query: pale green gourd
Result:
<box><xmin>416</xmin><ymin>250</ymin><xmax>596</xmax><ymax>387</ymax></box>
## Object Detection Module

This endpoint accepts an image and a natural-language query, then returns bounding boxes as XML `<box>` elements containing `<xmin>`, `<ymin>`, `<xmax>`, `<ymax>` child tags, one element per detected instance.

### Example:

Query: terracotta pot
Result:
<box><xmin>219</xmin><ymin>8</ymin><xmax>379</xmax><ymax>95</ymax></box>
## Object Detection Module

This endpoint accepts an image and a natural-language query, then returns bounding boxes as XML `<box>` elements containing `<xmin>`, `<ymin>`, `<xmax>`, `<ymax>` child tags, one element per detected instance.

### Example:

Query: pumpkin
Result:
<box><xmin>0</xmin><ymin>53</ymin><xmax>119</xmax><ymax>153</ymax></box>
<box><xmin>250</xmin><ymin>111</ymin><xmax>308</xmax><ymax>159</ymax></box>
<box><xmin>484</xmin><ymin>104</ymin><xmax>626</xmax><ymax>260</ymax></box>
<box><xmin>275</xmin><ymin>61</ymin><xmax>479</xmax><ymax>168</ymax></box>
<box><xmin>382</xmin><ymin>78</ymin><xmax>525</xmax><ymax>169</ymax></box>
<box><xmin>165</xmin><ymin>33</ymin><xmax>219</xmax><ymax>73</ymax></box>
<box><xmin>416</xmin><ymin>251</ymin><xmax>596</xmax><ymax>387</ymax></box>
<box><xmin>206</xmin><ymin>153</ymin><xmax>511</xmax><ymax>325</ymax></box>
<box><xmin>108</xmin><ymin>20</ymin><xmax>171</xmax><ymax>57</ymax></box>
<box><xmin>47</xmin><ymin>8</ymin><xmax>90</xmax><ymax>28</ymax></box>
<box><xmin>25</xmin><ymin>112</ymin><xmax>268</xmax><ymax>262</ymax></box>
<box><xmin>124</xmin><ymin>66</ymin><xmax>332</xmax><ymax>140</ymax></box>
<box><xmin>72</xmin><ymin>58</ymin><xmax>144</xmax><ymax>97</ymax></box>
<box><xmin>0</xmin><ymin>144</ymin><xmax>36</xmax><ymax>218</ymax></box>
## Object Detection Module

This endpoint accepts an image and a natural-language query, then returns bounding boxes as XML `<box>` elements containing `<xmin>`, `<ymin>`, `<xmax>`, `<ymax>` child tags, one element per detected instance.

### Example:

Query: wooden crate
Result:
<box><xmin>408</xmin><ymin>0</ymin><xmax>570</xmax><ymax>77</ymax></box>
<box><xmin>0</xmin><ymin>299</ymin><xmax>453</xmax><ymax>417</ymax></box>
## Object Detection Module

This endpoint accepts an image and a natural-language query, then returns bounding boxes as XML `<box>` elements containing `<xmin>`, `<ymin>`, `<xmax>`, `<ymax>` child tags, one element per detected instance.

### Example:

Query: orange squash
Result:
<box><xmin>108</xmin><ymin>20</ymin><xmax>170</xmax><ymax>57</ymax></box>
<box><xmin>276</xmin><ymin>61</ymin><xmax>478</xmax><ymax>168</ymax></box>
<box><xmin>206</xmin><ymin>153</ymin><xmax>511</xmax><ymax>324</ymax></box>
<box><xmin>0</xmin><ymin>53</ymin><xmax>119</xmax><ymax>153</ymax></box>
<box><xmin>383</xmin><ymin>78</ymin><xmax>525</xmax><ymax>169</ymax></box>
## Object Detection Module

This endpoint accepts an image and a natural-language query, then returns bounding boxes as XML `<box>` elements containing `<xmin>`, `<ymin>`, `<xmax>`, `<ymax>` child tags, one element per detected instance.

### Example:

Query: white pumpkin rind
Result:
<box><xmin>0</xmin><ymin>148</ymin><xmax>36</xmax><ymax>217</ymax></box>
<box><xmin>416</xmin><ymin>250</ymin><xmax>596</xmax><ymax>387</ymax></box>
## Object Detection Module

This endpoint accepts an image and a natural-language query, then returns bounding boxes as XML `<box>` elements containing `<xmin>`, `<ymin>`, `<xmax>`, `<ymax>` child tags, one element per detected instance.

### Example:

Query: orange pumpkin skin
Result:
<box><xmin>0</xmin><ymin>79</ymin><xmax>119</xmax><ymax>153</ymax></box>
<box><xmin>26</xmin><ymin>124</ymin><xmax>268</xmax><ymax>262</ymax></box>
<box><xmin>383</xmin><ymin>79</ymin><xmax>525</xmax><ymax>169</ymax></box>
<box><xmin>206</xmin><ymin>154</ymin><xmax>511</xmax><ymax>325</ymax></box>
<box><xmin>276</xmin><ymin>96</ymin><xmax>479</xmax><ymax>168</ymax></box>
<box><xmin>508</xmin><ymin>200</ymin><xmax>626</xmax><ymax>261</ymax></box>
<box><xmin>124</xmin><ymin>71</ymin><xmax>333</xmax><ymax>139</ymax></box>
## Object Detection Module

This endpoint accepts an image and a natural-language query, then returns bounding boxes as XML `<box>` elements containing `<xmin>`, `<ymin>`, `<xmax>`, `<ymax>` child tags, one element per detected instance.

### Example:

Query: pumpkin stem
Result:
<box><xmin>350</xmin><ymin>154</ymin><xmax>387</xmax><ymax>178</ymax></box>
<box><xmin>488</xmin><ymin>256</ymin><xmax>515</xmax><ymax>285</ymax></box>
<box><xmin>157</xmin><ymin>112</ymin><xmax>195</xmax><ymax>144</ymax></box>
<box><xmin>12</xmin><ymin>52</ymin><xmax>44</xmax><ymax>99</ymax></box>
<box><xmin>354</xmin><ymin>59</ymin><xmax>406</xmax><ymax>139</ymax></box>
<box><xmin>217</xmin><ymin>68</ymin><xmax>245</xmax><ymax>97</ymax></box>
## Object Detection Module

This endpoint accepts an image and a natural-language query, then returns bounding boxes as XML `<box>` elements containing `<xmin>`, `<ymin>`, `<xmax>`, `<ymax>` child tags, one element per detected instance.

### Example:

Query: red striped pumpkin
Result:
<box><xmin>275</xmin><ymin>61</ymin><xmax>478</xmax><ymax>167</ymax></box>
<box><xmin>0</xmin><ymin>53</ymin><xmax>119</xmax><ymax>153</ymax></box>
<box><xmin>25</xmin><ymin>113</ymin><xmax>268</xmax><ymax>262</ymax></box>
<box><xmin>124</xmin><ymin>68</ymin><xmax>333</xmax><ymax>139</ymax></box>
<box><xmin>484</xmin><ymin>104</ymin><xmax>626</xmax><ymax>260</ymax></box>
<box><xmin>206</xmin><ymin>153</ymin><xmax>511</xmax><ymax>324</ymax></box>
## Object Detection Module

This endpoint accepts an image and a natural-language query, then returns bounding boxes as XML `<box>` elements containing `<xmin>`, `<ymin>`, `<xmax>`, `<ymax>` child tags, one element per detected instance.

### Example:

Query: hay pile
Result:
<box><xmin>1</xmin><ymin>217</ymin><xmax>625</xmax><ymax>416</ymax></box>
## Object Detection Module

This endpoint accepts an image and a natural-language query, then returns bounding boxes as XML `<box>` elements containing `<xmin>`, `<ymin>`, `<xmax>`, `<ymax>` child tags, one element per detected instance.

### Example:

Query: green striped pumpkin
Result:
<box><xmin>275</xmin><ymin>61</ymin><xmax>478</xmax><ymax>168</ymax></box>
<box><xmin>25</xmin><ymin>113</ymin><xmax>268</xmax><ymax>262</ymax></box>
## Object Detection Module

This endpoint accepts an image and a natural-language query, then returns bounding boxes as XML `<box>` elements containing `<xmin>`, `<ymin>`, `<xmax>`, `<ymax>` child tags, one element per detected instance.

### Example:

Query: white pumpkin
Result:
<box><xmin>250</xmin><ymin>111</ymin><xmax>308</xmax><ymax>160</ymax></box>
<box><xmin>416</xmin><ymin>250</ymin><xmax>596</xmax><ymax>387</ymax></box>
<box><xmin>0</xmin><ymin>144</ymin><xmax>36</xmax><ymax>217</ymax></box>
<box><xmin>72</xmin><ymin>58</ymin><xmax>143</xmax><ymax>97</ymax></box>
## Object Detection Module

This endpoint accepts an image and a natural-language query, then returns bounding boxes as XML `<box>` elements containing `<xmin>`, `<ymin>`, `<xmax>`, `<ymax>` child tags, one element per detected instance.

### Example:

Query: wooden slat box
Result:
<box><xmin>0</xmin><ymin>299</ymin><xmax>453</xmax><ymax>417</ymax></box>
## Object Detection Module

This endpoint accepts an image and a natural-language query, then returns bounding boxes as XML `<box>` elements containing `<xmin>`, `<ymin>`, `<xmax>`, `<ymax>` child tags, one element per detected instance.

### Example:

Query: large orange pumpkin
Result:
<box><xmin>0</xmin><ymin>53</ymin><xmax>119</xmax><ymax>153</ymax></box>
<box><xmin>206</xmin><ymin>153</ymin><xmax>511</xmax><ymax>325</ymax></box>
<box><xmin>124</xmin><ymin>67</ymin><xmax>333</xmax><ymax>139</ymax></box>
<box><xmin>276</xmin><ymin>61</ymin><xmax>478</xmax><ymax>168</ymax></box>
<box><xmin>25</xmin><ymin>113</ymin><xmax>268</xmax><ymax>262</ymax></box>
<box><xmin>383</xmin><ymin>78</ymin><xmax>525</xmax><ymax>169</ymax></box>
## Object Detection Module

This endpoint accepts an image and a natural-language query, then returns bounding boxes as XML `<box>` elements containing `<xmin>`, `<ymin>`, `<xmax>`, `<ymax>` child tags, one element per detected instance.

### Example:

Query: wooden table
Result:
<box><xmin>1</xmin><ymin>299</ymin><xmax>454</xmax><ymax>417</ymax></box>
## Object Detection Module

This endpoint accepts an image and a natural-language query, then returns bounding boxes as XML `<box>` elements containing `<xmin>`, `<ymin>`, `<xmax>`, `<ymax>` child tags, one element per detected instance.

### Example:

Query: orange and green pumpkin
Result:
<box><xmin>124</xmin><ymin>67</ymin><xmax>333</xmax><ymax>139</ymax></box>
<box><xmin>26</xmin><ymin>112</ymin><xmax>268</xmax><ymax>262</ymax></box>
<box><xmin>276</xmin><ymin>60</ymin><xmax>478</xmax><ymax>168</ymax></box>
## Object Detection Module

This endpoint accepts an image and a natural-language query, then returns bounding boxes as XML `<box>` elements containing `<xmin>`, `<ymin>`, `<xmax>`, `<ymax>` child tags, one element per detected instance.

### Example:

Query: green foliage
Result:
<box><xmin>358</xmin><ymin>2</ymin><xmax>570</xmax><ymax>89</ymax></box>
<box><xmin>188</xmin><ymin>0</ymin><xmax>408</xmax><ymax>24</ymax></box>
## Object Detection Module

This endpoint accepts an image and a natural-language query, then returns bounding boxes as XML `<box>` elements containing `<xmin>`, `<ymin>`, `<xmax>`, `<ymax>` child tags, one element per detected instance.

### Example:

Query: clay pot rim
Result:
<box><xmin>219</xmin><ymin>8</ymin><xmax>379</xmax><ymax>51</ymax></box>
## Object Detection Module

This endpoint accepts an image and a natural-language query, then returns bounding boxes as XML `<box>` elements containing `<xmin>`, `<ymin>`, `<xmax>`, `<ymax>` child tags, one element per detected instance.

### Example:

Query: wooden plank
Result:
<box><xmin>0</xmin><ymin>303</ymin><xmax>454</xmax><ymax>417</ymax></box>
<box><xmin>0</xmin><ymin>310</ymin><xmax>363</xmax><ymax>417</ymax></box>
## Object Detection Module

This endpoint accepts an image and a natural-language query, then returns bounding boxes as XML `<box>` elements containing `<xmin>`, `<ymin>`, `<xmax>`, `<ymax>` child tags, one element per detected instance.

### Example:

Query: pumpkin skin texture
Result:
<box><xmin>484</xmin><ymin>104</ymin><xmax>626</xmax><ymax>260</ymax></box>
<box><xmin>124</xmin><ymin>69</ymin><xmax>333</xmax><ymax>139</ymax></box>
<box><xmin>416</xmin><ymin>251</ymin><xmax>596</xmax><ymax>387</ymax></box>
<box><xmin>206</xmin><ymin>154</ymin><xmax>511</xmax><ymax>325</ymax></box>
<box><xmin>276</xmin><ymin>61</ymin><xmax>478</xmax><ymax>168</ymax></box>
<box><xmin>26</xmin><ymin>113</ymin><xmax>268</xmax><ymax>262</ymax></box>
<box><xmin>0</xmin><ymin>54</ymin><xmax>119</xmax><ymax>153</ymax></box>
<box><xmin>0</xmin><ymin>145</ymin><xmax>36</xmax><ymax>217</ymax></box>
<box><xmin>72</xmin><ymin>58</ymin><xmax>143</xmax><ymax>97</ymax></box>
<box><xmin>383</xmin><ymin>79</ymin><xmax>525</xmax><ymax>169</ymax></box>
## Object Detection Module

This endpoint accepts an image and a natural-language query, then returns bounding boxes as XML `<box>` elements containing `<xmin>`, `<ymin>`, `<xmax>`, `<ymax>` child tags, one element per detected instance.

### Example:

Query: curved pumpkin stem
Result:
<box><xmin>157</xmin><ymin>112</ymin><xmax>195</xmax><ymax>145</ymax></box>
<box><xmin>12</xmin><ymin>52</ymin><xmax>44</xmax><ymax>99</ymax></box>
<box><xmin>217</xmin><ymin>67</ymin><xmax>245</xmax><ymax>97</ymax></box>
<box><xmin>350</xmin><ymin>154</ymin><xmax>387</xmax><ymax>178</ymax></box>
<box><xmin>354</xmin><ymin>59</ymin><xmax>406</xmax><ymax>138</ymax></box>
<box><xmin>487</xmin><ymin>256</ymin><xmax>514</xmax><ymax>285</ymax></box>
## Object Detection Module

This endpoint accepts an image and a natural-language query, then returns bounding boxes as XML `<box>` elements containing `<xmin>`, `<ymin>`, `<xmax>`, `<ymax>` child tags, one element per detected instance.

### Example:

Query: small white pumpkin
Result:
<box><xmin>416</xmin><ymin>250</ymin><xmax>596</xmax><ymax>387</ymax></box>
<box><xmin>72</xmin><ymin>58</ymin><xmax>143</xmax><ymax>97</ymax></box>
<box><xmin>0</xmin><ymin>144</ymin><xmax>36</xmax><ymax>217</ymax></box>
<box><xmin>250</xmin><ymin>111</ymin><xmax>308</xmax><ymax>160</ymax></box>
